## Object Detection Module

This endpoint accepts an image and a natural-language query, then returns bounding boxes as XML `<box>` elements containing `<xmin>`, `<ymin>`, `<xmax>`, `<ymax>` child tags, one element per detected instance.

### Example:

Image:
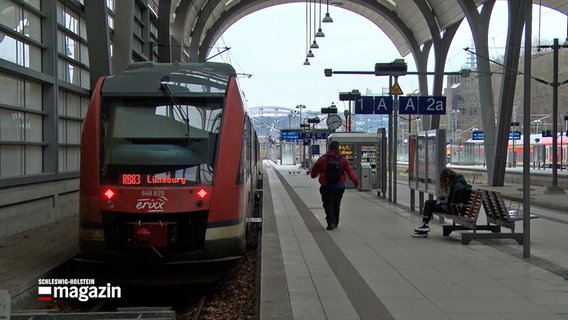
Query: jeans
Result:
<box><xmin>319</xmin><ymin>185</ymin><xmax>345</xmax><ymax>225</ymax></box>
<box><xmin>423</xmin><ymin>199</ymin><xmax>446</xmax><ymax>222</ymax></box>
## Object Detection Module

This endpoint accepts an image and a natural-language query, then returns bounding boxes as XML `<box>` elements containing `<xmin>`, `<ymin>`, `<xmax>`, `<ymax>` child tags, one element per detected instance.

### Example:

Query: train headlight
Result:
<box><xmin>103</xmin><ymin>189</ymin><xmax>115</xmax><ymax>208</ymax></box>
<box><xmin>196</xmin><ymin>188</ymin><xmax>208</xmax><ymax>199</ymax></box>
<box><xmin>104</xmin><ymin>188</ymin><xmax>115</xmax><ymax>199</ymax></box>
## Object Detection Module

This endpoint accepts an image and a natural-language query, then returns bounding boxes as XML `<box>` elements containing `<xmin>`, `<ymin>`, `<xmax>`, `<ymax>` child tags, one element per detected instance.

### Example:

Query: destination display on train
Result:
<box><xmin>121</xmin><ymin>174</ymin><xmax>187</xmax><ymax>185</ymax></box>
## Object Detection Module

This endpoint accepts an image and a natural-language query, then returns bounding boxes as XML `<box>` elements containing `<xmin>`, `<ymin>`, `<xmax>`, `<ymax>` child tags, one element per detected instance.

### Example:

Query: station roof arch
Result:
<box><xmin>169</xmin><ymin>0</ymin><xmax>568</xmax><ymax>63</ymax></box>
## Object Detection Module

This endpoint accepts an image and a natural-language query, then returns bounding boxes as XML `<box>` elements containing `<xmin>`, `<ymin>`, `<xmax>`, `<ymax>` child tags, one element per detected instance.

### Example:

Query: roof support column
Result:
<box><xmin>458</xmin><ymin>0</ymin><xmax>496</xmax><ymax>185</ymax></box>
<box><xmin>112</xmin><ymin>0</ymin><xmax>135</xmax><ymax>73</ymax></box>
<box><xmin>84</xmin><ymin>0</ymin><xmax>112</xmax><ymax>87</ymax></box>
<box><xmin>157</xmin><ymin>0</ymin><xmax>172</xmax><ymax>62</ymax></box>
<box><xmin>170</xmin><ymin>0</ymin><xmax>191</xmax><ymax>62</ymax></box>
<box><xmin>492</xmin><ymin>1</ymin><xmax>526</xmax><ymax>186</ymax></box>
<box><xmin>429</xmin><ymin>23</ymin><xmax>461</xmax><ymax>130</ymax></box>
<box><xmin>412</xmin><ymin>43</ymin><xmax>432</xmax><ymax>130</ymax></box>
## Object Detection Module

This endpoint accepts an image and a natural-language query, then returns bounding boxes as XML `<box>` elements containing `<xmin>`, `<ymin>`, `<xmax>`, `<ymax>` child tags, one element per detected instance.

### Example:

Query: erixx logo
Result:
<box><xmin>135</xmin><ymin>196</ymin><xmax>168</xmax><ymax>212</ymax></box>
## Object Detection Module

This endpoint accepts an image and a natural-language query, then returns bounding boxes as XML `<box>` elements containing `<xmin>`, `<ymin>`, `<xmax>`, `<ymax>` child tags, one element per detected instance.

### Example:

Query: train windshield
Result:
<box><xmin>100</xmin><ymin>97</ymin><xmax>223</xmax><ymax>186</ymax></box>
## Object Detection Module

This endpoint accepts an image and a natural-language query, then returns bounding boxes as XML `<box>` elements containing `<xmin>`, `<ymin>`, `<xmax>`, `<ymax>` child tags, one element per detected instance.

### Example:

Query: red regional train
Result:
<box><xmin>79</xmin><ymin>62</ymin><xmax>261</xmax><ymax>268</ymax></box>
<box><xmin>448</xmin><ymin>134</ymin><xmax>568</xmax><ymax>167</ymax></box>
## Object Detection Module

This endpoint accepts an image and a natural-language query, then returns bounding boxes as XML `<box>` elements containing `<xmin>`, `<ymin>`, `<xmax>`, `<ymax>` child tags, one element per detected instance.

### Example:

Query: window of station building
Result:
<box><xmin>0</xmin><ymin>0</ymin><xmax>42</xmax><ymax>72</ymax></box>
<box><xmin>22</xmin><ymin>0</ymin><xmax>41</xmax><ymax>10</ymax></box>
<box><xmin>0</xmin><ymin>73</ymin><xmax>44</xmax><ymax>178</ymax></box>
<box><xmin>56</xmin><ymin>2</ymin><xmax>90</xmax><ymax>89</ymax></box>
<box><xmin>132</xmin><ymin>1</ymin><xmax>147</xmax><ymax>57</ymax></box>
<box><xmin>0</xmin><ymin>145</ymin><xmax>42</xmax><ymax>178</ymax></box>
<box><xmin>106</xmin><ymin>0</ymin><xmax>115</xmax><ymax>31</ymax></box>
<box><xmin>57</xmin><ymin>3</ymin><xmax>79</xmax><ymax>34</ymax></box>
<box><xmin>0</xmin><ymin>32</ymin><xmax>42</xmax><ymax>71</ymax></box>
<box><xmin>0</xmin><ymin>1</ymin><xmax>41</xmax><ymax>40</ymax></box>
<box><xmin>57</xmin><ymin>90</ymin><xmax>87</xmax><ymax>173</ymax></box>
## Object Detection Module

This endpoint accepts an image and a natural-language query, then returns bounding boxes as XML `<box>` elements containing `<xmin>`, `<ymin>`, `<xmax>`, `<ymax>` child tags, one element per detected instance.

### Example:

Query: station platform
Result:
<box><xmin>1</xmin><ymin>162</ymin><xmax>568</xmax><ymax>319</ymax></box>
<box><xmin>259</xmin><ymin>162</ymin><xmax>568</xmax><ymax>320</ymax></box>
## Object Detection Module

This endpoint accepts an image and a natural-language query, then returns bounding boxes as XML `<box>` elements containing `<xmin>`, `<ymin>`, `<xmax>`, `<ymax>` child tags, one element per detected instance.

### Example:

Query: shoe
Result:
<box><xmin>326</xmin><ymin>223</ymin><xmax>336</xmax><ymax>230</ymax></box>
<box><xmin>411</xmin><ymin>232</ymin><xmax>428</xmax><ymax>238</ymax></box>
<box><xmin>414</xmin><ymin>222</ymin><xmax>430</xmax><ymax>233</ymax></box>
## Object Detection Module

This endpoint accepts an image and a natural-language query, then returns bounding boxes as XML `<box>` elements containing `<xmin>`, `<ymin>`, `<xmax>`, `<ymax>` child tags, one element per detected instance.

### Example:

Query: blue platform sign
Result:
<box><xmin>471</xmin><ymin>131</ymin><xmax>484</xmax><ymax>140</ymax></box>
<box><xmin>399</xmin><ymin>96</ymin><xmax>446</xmax><ymax>115</ymax></box>
<box><xmin>281</xmin><ymin>130</ymin><xmax>301</xmax><ymax>141</ymax></box>
<box><xmin>280</xmin><ymin>130</ymin><xmax>300</xmax><ymax>140</ymax></box>
<box><xmin>354</xmin><ymin>96</ymin><xmax>393</xmax><ymax>114</ymax></box>
<box><xmin>509</xmin><ymin>131</ymin><xmax>521</xmax><ymax>140</ymax></box>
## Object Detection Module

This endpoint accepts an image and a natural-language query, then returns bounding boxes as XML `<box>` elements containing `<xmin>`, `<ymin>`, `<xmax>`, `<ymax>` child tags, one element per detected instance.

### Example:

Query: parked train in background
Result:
<box><xmin>447</xmin><ymin>134</ymin><xmax>568</xmax><ymax>168</ymax></box>
<box><xmin>78</xmin><ymin>62</ymin><xmax>261</xmax><ymax>269</ymax></box>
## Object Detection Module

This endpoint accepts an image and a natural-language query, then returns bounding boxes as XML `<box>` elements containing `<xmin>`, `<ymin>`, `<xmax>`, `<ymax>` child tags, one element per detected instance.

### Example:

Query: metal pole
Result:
<box><xmin>393</xmin><ymin>76</ymin><xmax>399</xmax><ymax>205</ymax></box>
<box><xmin>522</xmin><ymin>0</ymin><xmax>532</xmax><ymax>258</ymax></box>
<box><xmin>388</xmin><ymin>76</ymin><xmax>393</xmax><ymax>202</ymax></box>
<box><xmin>545</xmin><ymin>39</ymin><xmax>564</xmax><ymax>193</ymax></box>
<box><xmin>512</xmin><ymin>123</ymin><xmax>516</xmax><ymax>168</ymax></box>
<box><xmin>347</xmin><ymin>100</ymin><xmax>352</xmax><ymax>132</ymax></box>
<box><xmin>552</xmin><ymin>38</ymin><xmax>558</xmax><ymax>184</ymax></box>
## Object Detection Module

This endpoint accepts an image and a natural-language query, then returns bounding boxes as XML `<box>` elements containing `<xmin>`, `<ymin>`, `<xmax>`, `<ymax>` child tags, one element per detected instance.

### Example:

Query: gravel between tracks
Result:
<box><xmin>195</xmin><ymin>247</ymin><xmax>257</xmax><ymax>320</ymax></box>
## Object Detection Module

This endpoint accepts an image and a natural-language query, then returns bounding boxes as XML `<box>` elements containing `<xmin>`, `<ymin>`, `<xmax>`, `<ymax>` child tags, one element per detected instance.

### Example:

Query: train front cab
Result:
<box><xmin>79</xmin><ymin>63</ymin><xmax>255</xmax><ymax>264</ymax></box>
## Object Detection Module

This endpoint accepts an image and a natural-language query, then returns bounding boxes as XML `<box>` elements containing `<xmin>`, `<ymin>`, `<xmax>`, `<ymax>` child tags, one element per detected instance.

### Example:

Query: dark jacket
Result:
<box><xmin>310</xmin><ymin>149</ymin><xmax>359</xmax><ymax>187</ymax></box>
<box><xmin>442</xmin><ymin>174</ymin><xmax>471</xmax><ymax>210</ymax></box>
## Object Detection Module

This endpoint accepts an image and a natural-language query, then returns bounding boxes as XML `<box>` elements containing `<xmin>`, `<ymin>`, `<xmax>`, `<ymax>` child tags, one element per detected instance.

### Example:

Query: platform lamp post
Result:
<box><xmin>538</xmin><ymin>38</ymin><xmax>568</xmax><ymax>193</ymax></box>
<box><xmin>296</xmin><ymin>105</ymin><xmax>306</xmax><ymax>167</ymax></box>
<box><xmin>338</xmin><ymin>90</ymin><xmax>360</xmax><ymax>132</ymax></box>
<box><xmin>305</xmin><ymin>117</ymin><xmax>321</xmax><ymax>170</ymax></box>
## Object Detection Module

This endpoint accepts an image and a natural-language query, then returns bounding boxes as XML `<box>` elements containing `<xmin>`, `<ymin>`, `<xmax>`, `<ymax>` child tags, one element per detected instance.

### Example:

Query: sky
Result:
<box><xmin>208</xmin><ymin>2</ymin><xmax>567</xmax><ymax>113</ymax></box>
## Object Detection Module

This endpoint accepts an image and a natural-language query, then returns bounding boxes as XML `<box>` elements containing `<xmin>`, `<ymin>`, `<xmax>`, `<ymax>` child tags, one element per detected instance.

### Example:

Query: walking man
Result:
<box><xmin>311</xmin><ymin>141</ymin><xmax>359</xmax><ymax>230</ymax></box>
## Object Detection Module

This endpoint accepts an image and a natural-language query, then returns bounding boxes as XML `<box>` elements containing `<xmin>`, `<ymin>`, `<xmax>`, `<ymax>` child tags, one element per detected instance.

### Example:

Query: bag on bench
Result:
<box><xmin>449</xmin><ymin>184</ymin><xmax>473</xmax><ymax>215</ymax></box>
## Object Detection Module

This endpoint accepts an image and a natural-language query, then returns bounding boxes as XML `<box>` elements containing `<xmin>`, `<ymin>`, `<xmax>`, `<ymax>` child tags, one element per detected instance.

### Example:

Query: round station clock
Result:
<box><xmin>326</xmin><ymin>114</ymin><xmax>342</xmax><ymax>130</ymax></box>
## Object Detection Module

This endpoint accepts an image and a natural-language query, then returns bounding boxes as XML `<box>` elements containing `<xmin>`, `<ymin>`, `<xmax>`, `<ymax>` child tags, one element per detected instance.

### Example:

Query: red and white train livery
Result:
<box><xmin>79</xmin><ymin>62</ymin><xmax>260</xmax><ymax>265</ymax></box>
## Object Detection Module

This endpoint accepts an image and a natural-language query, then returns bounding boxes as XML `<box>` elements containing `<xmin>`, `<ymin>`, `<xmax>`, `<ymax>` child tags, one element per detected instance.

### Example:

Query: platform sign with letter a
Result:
<box><xmin>355</xmin><ymin>96</ymin><xmax>393</xmax><ymax>114</ymax></box>
<box><xmin>399</xmin><ymin>96</ymin><xmax>446</xmax><ymax>115</ymax></box>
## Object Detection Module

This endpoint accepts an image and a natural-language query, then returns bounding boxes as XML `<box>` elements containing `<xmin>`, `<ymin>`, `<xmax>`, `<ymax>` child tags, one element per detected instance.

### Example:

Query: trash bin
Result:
<box><xmin>359</xmin><ymin>163</ymin><xmax>372</xmax><ymax>191</ymax></box>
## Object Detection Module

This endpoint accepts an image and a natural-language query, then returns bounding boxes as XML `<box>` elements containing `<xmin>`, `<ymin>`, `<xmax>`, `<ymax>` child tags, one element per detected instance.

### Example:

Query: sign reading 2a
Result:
<box><xmin>398</xmin><ymin>96</ymin><xmax>446</xmax><ymax>115</ymax></box>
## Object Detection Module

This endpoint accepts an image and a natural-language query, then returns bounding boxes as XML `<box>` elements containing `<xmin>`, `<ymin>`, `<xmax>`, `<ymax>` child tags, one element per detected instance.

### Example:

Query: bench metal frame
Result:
<box><xmin>480</xmin><ymin>189</ymin><xmax>539</xmax><ymax>245</ymax></box>
<box><xmin>434</xmin><ymin>190</ymin><xmax>500</xmax><ymax>244</ymax></box>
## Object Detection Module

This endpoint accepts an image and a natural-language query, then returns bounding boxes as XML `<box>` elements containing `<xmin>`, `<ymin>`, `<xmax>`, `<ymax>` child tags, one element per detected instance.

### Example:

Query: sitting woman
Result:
<box><xmin>412</xmin><ymin>168</ymin><xmax>471</xmax><ymax>237</ymax></box>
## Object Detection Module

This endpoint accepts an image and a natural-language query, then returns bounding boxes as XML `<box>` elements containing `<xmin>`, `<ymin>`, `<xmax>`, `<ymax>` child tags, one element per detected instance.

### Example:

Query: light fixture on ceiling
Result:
<box><xmin>310</xmin><ymin>40</ymin><xmax>319</xmax><ymax>49</ymax></box>
<box><xmin>322</xmin><ymin>0</ymin><xmax>333</xmax><ymax>23</ymax></box>
<box><xmin>315</xmin><ymin>0</ymin><xmax>325</xmax><ymax>37</ymax></box>
<box><xmin>303</xmin><ymin>0</ymin><xmax>313</xmax><ymax>65</ymax></box>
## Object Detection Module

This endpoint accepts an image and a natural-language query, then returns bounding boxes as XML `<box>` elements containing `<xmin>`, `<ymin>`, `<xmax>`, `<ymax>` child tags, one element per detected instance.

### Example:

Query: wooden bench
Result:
<box><xmin>480</xmin><ymin>189</ymin><xmax>539</xmax><ymax>245</ymax></box>
<box><xmin>434</xmin><ymin>189</ymin><xmax>500</xmax><ymax>244</ymax></box>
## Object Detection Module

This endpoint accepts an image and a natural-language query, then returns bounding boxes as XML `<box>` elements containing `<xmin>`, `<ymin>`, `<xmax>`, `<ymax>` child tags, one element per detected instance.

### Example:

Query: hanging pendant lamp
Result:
<box><xmin>322</xmin><ymin>0</ymin><xmax>333</xmax><ymax>23</ymax></box>
<box><xmin>310</xmin><ymin>40</ymin><xmax>319</xmax><ymax>49</ymax></box>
